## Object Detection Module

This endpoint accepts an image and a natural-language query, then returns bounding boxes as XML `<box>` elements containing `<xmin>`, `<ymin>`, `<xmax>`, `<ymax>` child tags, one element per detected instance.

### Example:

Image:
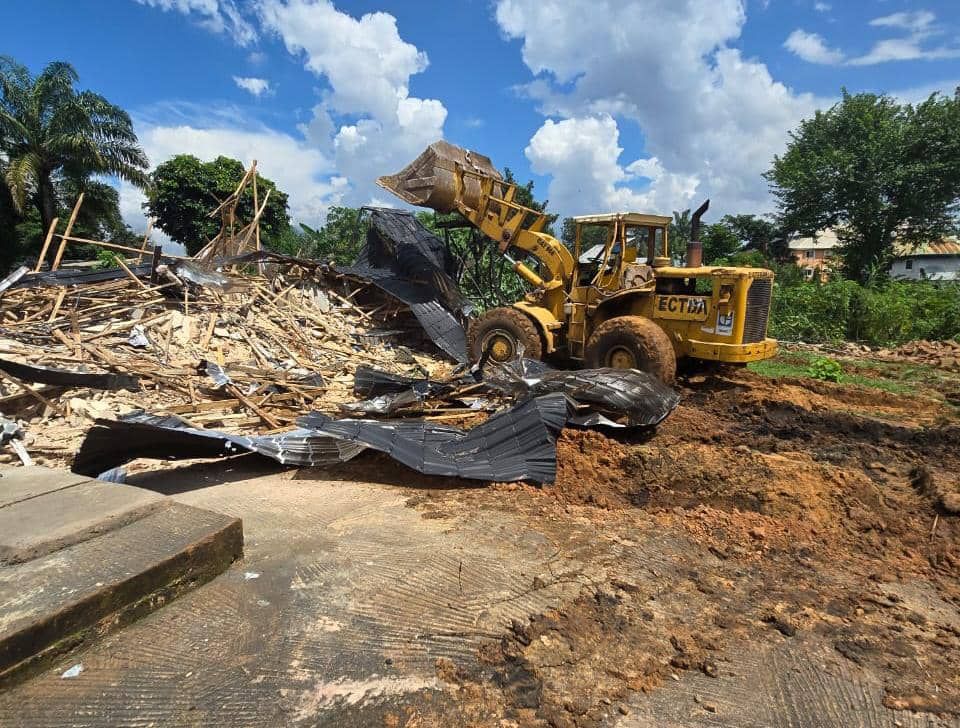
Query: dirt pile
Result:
<box><xmin>475</xmin><ymin>366</ymin><xmax>960</xmax><ymax>723</ymax></box>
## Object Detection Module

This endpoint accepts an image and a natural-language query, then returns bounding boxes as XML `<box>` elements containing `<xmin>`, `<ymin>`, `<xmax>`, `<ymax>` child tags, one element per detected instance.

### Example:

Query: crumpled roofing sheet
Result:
<box><xmin>0</xmin><ymin>357</ymin><xmax>140</xmax><ymax>391</ymax></box>
<box><xmin>72</xmin><ymin>393</ymin><xmax>571</xmax><ymax>483</ymax></box>
<box><xmin>299</xmin><ymin>392</ymin><xmax>570</xmax><ymax>483</ymax></box>
<box><xmin>72</xmin><ymin>411</ymin><xmax>366</xmax><ymax>478</ymax></box>
<box><xmin>477</xmin><ymin>357</ymin><xmax>680</xmax><ymax>426</ymax></box>
<box><xmin>341</xmin><ymin>208</ymin><xmax>471</xmax><ymax>363</ymax></box>
<box><xmin>5</xmin><ymin>262</ymin><xmax>155</xmax><ymax>290</ymax></box>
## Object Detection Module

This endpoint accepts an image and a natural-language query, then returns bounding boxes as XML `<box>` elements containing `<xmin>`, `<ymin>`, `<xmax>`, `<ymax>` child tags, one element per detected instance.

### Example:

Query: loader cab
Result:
<box><xmin>571</xmin><ymin>213</ymin><xmax>672</xmax><ymax>293</ymax></box>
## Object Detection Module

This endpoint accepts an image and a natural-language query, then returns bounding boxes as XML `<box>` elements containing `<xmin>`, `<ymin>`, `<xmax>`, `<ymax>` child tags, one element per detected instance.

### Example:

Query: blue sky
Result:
<box><xmin>2</xmin><ymin>0</ymin><xmax>958</xmax><ymax>235</ymax></box>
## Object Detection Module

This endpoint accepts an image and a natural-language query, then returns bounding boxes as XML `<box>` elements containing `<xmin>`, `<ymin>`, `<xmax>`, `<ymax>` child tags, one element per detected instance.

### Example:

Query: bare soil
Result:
<box><xmin>406</xmin><ymin>364</ymin><xmax>960</xmax><ymax>726</ymax></box>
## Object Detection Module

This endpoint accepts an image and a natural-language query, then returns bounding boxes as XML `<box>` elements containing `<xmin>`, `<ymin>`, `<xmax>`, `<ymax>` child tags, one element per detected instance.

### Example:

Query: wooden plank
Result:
<box><xmin>46</xmin><ymin>288</ymin><xmax>67</xmax><ymax>323</ymax></box>
<box><xmin>137</xmin><ymin>219</ymin><xmax>154</xmax><ymax>264</ymax></box>
<box><xmin>252</xmin><ymin>160</ymin><xmax>263</xmax><ymax>276</ymax></box>
<box><xmin>0</xmin><ymin>371</ymin><xmax>66</xmax><ymax>417</ymax></box>
<box><xmin>51</xmin><ymin>194</ymin><xmax>84</xmax><ymax>271</ymax></box>
<box><xmin>33</xmin><ymin>217</ymin><xmax>60</xmax><ymax>273</ymax></box>
<box><xmin>116</xmin><ymin>258</ymin><xmax>148</xmax><ymax>289</ymax></box>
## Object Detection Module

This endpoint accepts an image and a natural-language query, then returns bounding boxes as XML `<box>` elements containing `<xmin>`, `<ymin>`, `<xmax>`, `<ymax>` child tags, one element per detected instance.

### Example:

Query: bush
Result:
<box><xmin>769</xmin><ymin>278</ymin><xmax>859</xmax><ymax>343</ymax></box>
<box><xmin>770</xmin><ymin>278</ymin><xmax>960</xmax><ymax>346</ymax></box>
<box><xmin>807</xmin><ymin>356</ymin><xmax>843</xmax><ymax>382</ymax></box>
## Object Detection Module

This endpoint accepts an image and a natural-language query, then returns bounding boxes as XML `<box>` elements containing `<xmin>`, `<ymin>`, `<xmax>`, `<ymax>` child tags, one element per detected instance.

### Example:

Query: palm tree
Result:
<box><xmin>0</xmin><ymin>57</ymin><xmax>149</xmax><ymax>236</ymax></box>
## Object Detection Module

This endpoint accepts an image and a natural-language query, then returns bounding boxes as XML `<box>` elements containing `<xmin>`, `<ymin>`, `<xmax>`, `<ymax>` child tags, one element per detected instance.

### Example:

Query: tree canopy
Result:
<box><xmin>298</xmin><ymin>206</ymin><xmax>368</xmax><ymax>264</ymax></box>
<box><xmin>146</xmin><ymin>155</ymin><xmax>291</xmax><ymax>255</ymax></box>
<box><xmin>0</xmin><ymin>57</ymin><xmax>148</xmax><ymax>237</ymax></box>
<box><xmin>766</xmin><ymin>88</ymin><xmax>960</xmax><ymax>283</ymax></box>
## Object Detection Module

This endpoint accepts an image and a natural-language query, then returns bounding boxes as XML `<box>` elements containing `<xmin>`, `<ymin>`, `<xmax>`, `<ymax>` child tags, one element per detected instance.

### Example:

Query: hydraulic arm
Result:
<box><xmin>376</xmin><ymin>140</ymin><xmax>575</xmax><ymax>292</ymax></box>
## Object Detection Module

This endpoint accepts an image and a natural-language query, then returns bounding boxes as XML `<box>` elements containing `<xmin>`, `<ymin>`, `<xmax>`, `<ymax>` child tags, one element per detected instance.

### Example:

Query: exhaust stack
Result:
<box><xmin>687</xmin><ymin>199</ymin><xmax>710</xmax><ymax>268</ymax></box>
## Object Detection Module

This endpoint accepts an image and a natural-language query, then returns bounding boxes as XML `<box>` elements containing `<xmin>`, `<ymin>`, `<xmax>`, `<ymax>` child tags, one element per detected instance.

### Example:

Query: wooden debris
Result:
<box><xmin>0</xmin><ymin>253</ymin><xmax>457</xmax><ymax>469</ymax></box>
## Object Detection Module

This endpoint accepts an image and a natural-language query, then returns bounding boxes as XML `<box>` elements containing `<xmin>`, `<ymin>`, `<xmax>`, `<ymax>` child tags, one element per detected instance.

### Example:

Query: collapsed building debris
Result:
<box><xmin>69</xmin><ymin>356</ymin><xmax>679</xmax><ymax>483</ymax></box>
<box><xmin>343</xmin><ymin>208</ymin><xmax>472</xmax><ymax>362</ymax></box>
<box><xmin>0</xmin><ymin>164</ymin><xmax>679</xmax><ymax>482</ymax></box>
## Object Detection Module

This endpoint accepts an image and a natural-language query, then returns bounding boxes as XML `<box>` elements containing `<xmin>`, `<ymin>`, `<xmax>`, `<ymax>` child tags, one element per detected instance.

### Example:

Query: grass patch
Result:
<box><xmin>840</xmin><ymin>374</ymin><xmax>917</xmax><ymax>395</ymax></box>
<box><xmin>747</xmin><ymin>358</ymin><xmax>809</xmax><ymax>379</ymax></box>
<box><xmin>748</xmin><ymin>350</ymin><xmax>921</xmax><ymax>396</ymax></box>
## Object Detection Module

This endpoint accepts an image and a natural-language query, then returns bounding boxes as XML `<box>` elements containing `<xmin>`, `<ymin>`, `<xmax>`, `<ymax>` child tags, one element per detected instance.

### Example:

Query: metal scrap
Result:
<box><xmin>72</xmin><ymin>411</ymin><xmax>366</xmax><ymax>477</ymax></box>
<box><xmin>341</xmin><ymin>208</ymin><xmax>472</xmax><ymax>362</ymax></box>
<box><xmin>0</xmin><ymin>357</ymin><xmax>139</xmax><ymax>391</ymax></box>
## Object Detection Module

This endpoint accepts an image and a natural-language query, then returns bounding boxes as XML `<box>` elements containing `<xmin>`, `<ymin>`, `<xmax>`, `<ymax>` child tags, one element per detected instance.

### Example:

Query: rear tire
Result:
<box><xmin>467</xmin><ymin>307</ymin><xmax>543</xmax><ymax>363</ymax></box>
<box><xmin>585</xmin><ymin>315</ymin><xmax>677</xmax><ymax>383</ymax></box>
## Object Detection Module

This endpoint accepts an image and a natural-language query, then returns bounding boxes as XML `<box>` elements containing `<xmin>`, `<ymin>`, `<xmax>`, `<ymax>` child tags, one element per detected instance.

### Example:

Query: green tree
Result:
<box><xmin>701</xmin><ymin>222</ymin><xmax>741</xmax><ymax>264</ymax></box>
<box><xmin>146</xmin><ymin>155</ymin><xmax>290</xmax><ymax>255</ymax></box>
<box><xmin>0</xmin><ymin>57</ymin><xmax>148</xmax><ymax>238</ymax></box>
<box><xmin>0</xmin><ymin>177</ymin><xmax>21</xmax><ymax>271</ymax></box>
<box><xmin>766</xmin><ymin>89</ymin><xmax>960</xmax><ymax>283</ymax></box>
<box><xmin>298</xmin><ymin>206</ymin><xmax>368</xmax><ymax>263</ymax></box>
<box><xmin>721</xmin><ymin>214</ymin><xmax>782</xmax><ymax>258</ymax></box>
<box><xmin>669</xmin><ymin>209</ymin><xmax>692</xmax><ymax>264</ymax></box>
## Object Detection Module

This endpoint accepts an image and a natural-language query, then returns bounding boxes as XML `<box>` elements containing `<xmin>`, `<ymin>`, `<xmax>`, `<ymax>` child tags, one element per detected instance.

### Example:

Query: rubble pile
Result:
<box><xmin>0</xmin><ymin>259</ymin><xmax>456</xmax><ymax>469</ymax></box>
<box><xmin>883</xmin><ymin>339</ymin><xmax>960</xmax><ymax>371</ymax></box>
<box><xmin>0</xmin><ymin>186</ymin><xmax>679</xmax><ymax>483</ymax></box>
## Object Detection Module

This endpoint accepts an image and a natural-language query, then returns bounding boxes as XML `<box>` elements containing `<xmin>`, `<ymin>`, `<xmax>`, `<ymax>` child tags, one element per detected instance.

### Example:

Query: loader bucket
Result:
<box><xmin>376</xmin><ymin>140</ymin><xmax>502</xmax><ymax>214</ymax></box>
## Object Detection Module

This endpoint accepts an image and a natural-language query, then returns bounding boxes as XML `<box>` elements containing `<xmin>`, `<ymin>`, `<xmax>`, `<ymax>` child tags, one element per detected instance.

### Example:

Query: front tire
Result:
<box><xmin>584</xmin><ymin>315</ymin><xmax>677</xmax><ymax>382</ymax></box>
<box><xmin>467</xmin><ymin>307</ymin><xmax>543</xmax><ymax>363</ymax></box>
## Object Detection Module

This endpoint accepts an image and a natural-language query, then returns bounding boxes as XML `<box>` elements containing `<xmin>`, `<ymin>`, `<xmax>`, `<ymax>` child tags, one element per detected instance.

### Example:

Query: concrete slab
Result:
<box><xmin>0</xmin><ymin>466</ymin><xmax>90</xmax><ymax>508</ymax></box>
<box><xmin>0</xmin><ymin>466</ymin><xmax>243</xmax><ymax>686</ymax></box>
<box><xmin>0</xmin><ymin>475</ymin><xmax>163</xmax><ymax>565</ymax></box>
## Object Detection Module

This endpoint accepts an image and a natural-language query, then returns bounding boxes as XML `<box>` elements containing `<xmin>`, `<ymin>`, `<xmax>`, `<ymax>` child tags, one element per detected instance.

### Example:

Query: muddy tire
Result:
<box><xmin>585</xmin><ymin>315</ymin><xmax>677</xmax><ymax>382</ymax></box>
<box><xmin>467</xmin><ymin>307</ymin><xmax>543</xmax><ymax>363</ymax></box>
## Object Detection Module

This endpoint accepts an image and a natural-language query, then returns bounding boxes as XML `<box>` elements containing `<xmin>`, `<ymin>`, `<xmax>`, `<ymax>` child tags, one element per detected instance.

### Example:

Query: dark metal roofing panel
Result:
<box><xmin>7</xmin><ymin>263</ymin><xmax>155</xmax><ymax>289</ymax></box>
<box><xmin>72</xmin><ymin>412</ymin><xmax>365</xmax><ymax>478</ymax></box>
<box><xmin>341</xmin><ymin>208</ymin><xmax>471</xmax><ymax>362</ymax></box>
<box><xmin>0</xmin><ymin>357</ymin><xmax>139</xmax><ymax>391</ymax></box>
<box><xmin>297</xmin><ymin>392</ymin><xmax>570</xmax><ymax>483</ymax></box>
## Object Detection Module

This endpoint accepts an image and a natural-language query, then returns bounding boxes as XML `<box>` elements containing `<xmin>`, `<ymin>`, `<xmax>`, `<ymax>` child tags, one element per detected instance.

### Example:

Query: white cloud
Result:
<box><xmin>848</xmin><ymin>38</ymin><xmax>960</xmax><ymax>66</ymax></box>
<box><xmin>134</xmin><ymin>0</ymin><xmax>256</xmax><ymax>45</ymax></box>
<box><xmin>118</xmin><ymin>115</ymin><xmax>339</xmax><ymax>241</ymax></box>
<box><xmin>787</xmin><ymin>9</ymin><xmax>960</xmax><ymax>67</ymax></box>
<box><xmin>131</xmin><ymin>0</ymin><xmax>447</xmax><ymax>213</ymax></box>
<box><xmin>496</xmin><ymin>0</ymin><xmax>823</xmax><ymax>217</ymax></box>
<box><xmin>869</xmin><ymin>10</ymin><xmax>935</xmax><ymax>33</ymax></box>
<box><xmin>784</xmin><ymin>29</ymin><xmax>844</xmax><ymax>64</ymax></box>
<box><xmin>890</xmin><ymin>79</ymin><xmax>960</xmax><ymax>106</ymax></box>
<box><xmin>233</xmin><ymin>76</ymin><xmax>272</xmax><ymax>97</ymax></box>
<box><xmin>813</xmin><ymin>2</ymin><xmax>831</xmax><ymax>13</ymax></box>
<box><xmin>258</xmin><ymin>0</ymin><xmax>447</xmax><ymax>205</ymax></box>
<box><xmin>525</xmin><ymin>115</ymin><xmax>698</xmax><ymax>216</ymax></box>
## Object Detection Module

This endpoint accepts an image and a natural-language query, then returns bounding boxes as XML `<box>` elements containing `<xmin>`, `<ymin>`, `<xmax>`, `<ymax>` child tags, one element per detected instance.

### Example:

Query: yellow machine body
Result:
<box><xmin>377</xmin><ymin>141</ymin><xmax>777</xmax><ymax>365</ymax></box>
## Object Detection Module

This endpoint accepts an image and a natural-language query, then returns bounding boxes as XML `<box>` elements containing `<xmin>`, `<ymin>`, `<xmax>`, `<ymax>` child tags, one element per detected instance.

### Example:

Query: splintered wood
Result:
<box><xmin>0</xmin><ymin>263</ymin><xmax>452</xmax><ymax>469</ymax></box>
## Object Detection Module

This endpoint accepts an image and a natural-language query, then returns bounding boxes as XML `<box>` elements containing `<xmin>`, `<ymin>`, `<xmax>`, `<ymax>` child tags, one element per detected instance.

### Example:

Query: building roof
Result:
<box><xmin>894</xmin><ymin>238</ymin><xmax>960</xmax><ymax>257</ymax></box>
<box><xmin>788</xmin><ymin>229</ymin><xmax>839</xmax><ymax>251</ymax></box>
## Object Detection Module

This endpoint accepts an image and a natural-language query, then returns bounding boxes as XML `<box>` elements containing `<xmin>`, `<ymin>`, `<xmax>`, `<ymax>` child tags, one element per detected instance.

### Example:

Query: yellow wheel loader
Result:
<box><xmin>378</xmin><ymin>141</ymin><xmax>777</xmax><ymax>382</ymax></box>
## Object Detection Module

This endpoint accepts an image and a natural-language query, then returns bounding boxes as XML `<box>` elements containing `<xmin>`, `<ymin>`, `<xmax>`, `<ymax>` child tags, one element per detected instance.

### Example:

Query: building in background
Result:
<box><xmin>891</xmin><ymin>238</ymin><xmax>960</xmax><ymax>281</ymax></box>
<box><xmin>788</xmin><ymin>229</ymin><xmax>839</xmax><ymax>281</ymax></box>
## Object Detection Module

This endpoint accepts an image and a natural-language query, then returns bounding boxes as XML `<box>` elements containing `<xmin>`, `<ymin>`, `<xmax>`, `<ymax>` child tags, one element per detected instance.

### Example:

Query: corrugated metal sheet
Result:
<box><xmin>892</xmin><ymin>238</ymin><xmax>960</xmax><ymax>257</ymax></box>
<box><xmin>341</xmin><ymin>208</ymin><xmax>472</xmax><ymax>362</ymax></box>
<box><xmin>299</xmin><ymin>393</ymin><xmax>571</xmax><ymax>483</ymax></box>
<box><xmin>72</xmin><ymin>412</ymin><xmax>366</xmax><ymax>477</ymax></box>
<box><xmin>915</xmin><ymin>240</ymin><xmax>960</xmax><ymax>256</ymax></box>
